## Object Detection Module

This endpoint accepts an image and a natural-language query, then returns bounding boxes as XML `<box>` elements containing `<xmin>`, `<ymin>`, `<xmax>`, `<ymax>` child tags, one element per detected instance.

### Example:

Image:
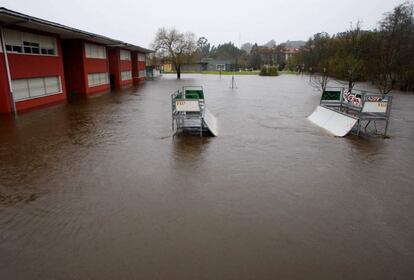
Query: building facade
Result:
<box><xmin>0</xmin><ymin>27</ymin><xmax>67</xmax><ymax>112</ymax></box>
<box><xmin>0</xmin><ymin>7</ymin><xmax>152</xmax><ymax>114</ymax></box>
<box><xmin>109</xmin><ymin>48</ymin><xmax>133</xmax><ymax>90</ymax></box>
<box><xmin>131</xmin><ymin>52</ymin><xmax>146</xmax><ymax>85</ymax></box>
<box><xmin>62</xmin><ymin>40</ymin><xmax>111</xmax><ymax>96</ymax></box>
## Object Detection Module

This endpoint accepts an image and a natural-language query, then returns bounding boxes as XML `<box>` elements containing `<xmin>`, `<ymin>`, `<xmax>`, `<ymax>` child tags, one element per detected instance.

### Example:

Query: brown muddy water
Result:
<box><xmin>0</xmin><ymin>74</ymin><xmax>413</xmax><ymax>279</ymax></box>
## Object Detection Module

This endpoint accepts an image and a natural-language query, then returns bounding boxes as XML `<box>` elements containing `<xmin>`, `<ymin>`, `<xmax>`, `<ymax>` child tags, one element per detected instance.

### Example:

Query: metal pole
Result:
<box><xmin>0</xmin><ymin>26</ymin><xmax>17</xmax><ymax>114</ymax></box>
<box><xmin>384</xmin><ymin>96</ymin><xmax>392</xmax><ymax>137</ymax></box>
<box><xmin>200</xmin><ymin>117</ymin><xmax>203</xmax><ymax>137</ymax></box>
<box><xmin>356</xmin><ymin>119</ymin><xmax>361</xmax><ymax>136</ymax></box>
<box><xmin>200</xmin><ymin>100</ymin><xmax>203</xmax><ymax>137</ymax></box>
<box><xmin>384</xmin><ymin>118</ymin><xmax>389</xmax><ymax>137</ymax></box>
<box><xmin>171</xmin><ymin>94</ymin><xmax>174</xmax><ymax>132</ymax></box>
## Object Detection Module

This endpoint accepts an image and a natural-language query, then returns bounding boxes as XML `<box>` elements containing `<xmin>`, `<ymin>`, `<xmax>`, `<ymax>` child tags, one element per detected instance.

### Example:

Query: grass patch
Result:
<box><xmin>279</xmin><ymin>70</ymin><xmax>299</xmax><ymax>75</ymax></box>
<box><xmin>163</xmin><ymin>70</ymin><xmax>299</xmax><ymax>75</ymax></box>
<box><xmin>164</xmin><ymin>71</ymin><xmax>260</xmax><ymax>75</ymax></box>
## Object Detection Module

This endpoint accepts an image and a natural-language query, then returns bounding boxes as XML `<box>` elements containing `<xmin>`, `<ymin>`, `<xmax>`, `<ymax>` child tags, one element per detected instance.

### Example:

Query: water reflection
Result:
<box><xmin>172</xmin><ymin>135</ymin><xmax>211</xmax><ymax>170</ymax></box>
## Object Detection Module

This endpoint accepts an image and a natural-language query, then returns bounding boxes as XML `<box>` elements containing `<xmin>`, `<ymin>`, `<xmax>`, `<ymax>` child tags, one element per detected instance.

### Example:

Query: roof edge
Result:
<box><xmin>0</xmin><ymin>7</ymin><xmax>153</xmax><ymax>53</ymax></box>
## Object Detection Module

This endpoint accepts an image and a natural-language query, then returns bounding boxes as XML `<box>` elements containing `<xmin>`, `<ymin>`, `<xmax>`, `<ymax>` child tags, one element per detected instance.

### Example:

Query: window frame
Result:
<box><xmin>85</xmin><ymin>43</ymin><xmax>107</xmax><ymax>59</ymax></box>
<box><xmin>87</xmin><ymin>72</ymin><xmax>109</xmax><ymax>87</ymax></box>
<box><xmin>4</xmin><ymin>29</ymin><xmax>58</xmax><ymax>57</ymax></box>
<box><xmin>138</xmin><ymin>70</ymin><xmax>146</xmax><ymax>77</ymax></box>
<box><xmin>137</xmin><ymin>53</ymin><xmax>146</xmax><ymax>62</ymax></box>
<box><xmin>11</xmin><ymin>76</ymin><xmax>63</xmax><ymax>102</ymax></box>
<box><xmin>120</xmin><ymin>49</ymin><xmax>131</xmax><ymax>61</ymax></box>
<box><xmin>216</xmin><ymin>64</ymin><xmax>226</xmax><ymax>71</ymax></box>
<box><xmin>121</xmin><ymin>70</ymin><xmax>132</xmax><ymax>81</ymax></box>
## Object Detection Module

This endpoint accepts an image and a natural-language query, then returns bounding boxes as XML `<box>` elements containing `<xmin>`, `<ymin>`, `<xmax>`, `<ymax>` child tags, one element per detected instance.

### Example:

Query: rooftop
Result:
<box><xmin>0</xmin><ymin>7</ymin><xmax>153</xmax><ymax>53</ymax></box>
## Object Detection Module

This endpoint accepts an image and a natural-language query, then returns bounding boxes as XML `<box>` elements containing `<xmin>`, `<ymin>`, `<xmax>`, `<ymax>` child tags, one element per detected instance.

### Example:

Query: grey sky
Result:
<box><xmin>0</xmin><ymin>0</ymin><xmax>406</xmax><ymax>48</ymax></box>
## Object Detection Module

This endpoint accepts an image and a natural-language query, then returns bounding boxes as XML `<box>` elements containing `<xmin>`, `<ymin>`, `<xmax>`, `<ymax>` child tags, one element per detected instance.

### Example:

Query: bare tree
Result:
<box><xmin>343</xmin><ymin>21</ymin><xmax>364</xmax><ymax>91</ymax></box>
<box><xmin>152</xmin><ymin>28</ymin><xmax>196</xmax><ymax>79</ymax></box>
<box><xmin>310</xmin><ymin>67</ymin><xmax>329</xmax><ymax>93</ymax></box>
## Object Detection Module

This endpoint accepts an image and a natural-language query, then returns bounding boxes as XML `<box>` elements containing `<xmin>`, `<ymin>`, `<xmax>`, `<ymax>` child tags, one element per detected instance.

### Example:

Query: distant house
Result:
<box><xmin>161</xmin><ymin>62</ymin><xmax>173</xmax><ymax>72</ymax></box>
<box><xmin>161</xmin><ymin>61</ymin><xmax>206</xmax><ymax>72</ymax></box>
<box><xmin>181</xmin><ymin>62</ymin><xmax>207</xmax><ymax>72</ymax></box>
<box><xmin>256</xmin><ymin>46</ymin><xmax>278</xmax><ymax>65</ymax></box>
<box><xmin>281</xmin><ymin>48</ymin><xmax>299</xmax><ymax>62</ymax></box>
<box><xmin>202</xmin><ymin>58</ymin><xmax>235</xmax><ymax>72</ymax></box>
<box><xmin>255</xmin><ymin>46</ymin><xmax>299</xmax><ymax>66</ymax></box>
<box><xmin>162</xmin><ymin>58</ymin><xmax>236</xmax><ymax>72</ymax></box>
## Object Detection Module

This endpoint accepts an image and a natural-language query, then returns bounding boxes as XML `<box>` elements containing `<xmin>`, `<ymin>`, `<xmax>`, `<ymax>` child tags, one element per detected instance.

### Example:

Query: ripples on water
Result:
<box><xmin>0</xmin><ymin>75</ymin><xmax>413</xmax><ymax>279</ymax></box>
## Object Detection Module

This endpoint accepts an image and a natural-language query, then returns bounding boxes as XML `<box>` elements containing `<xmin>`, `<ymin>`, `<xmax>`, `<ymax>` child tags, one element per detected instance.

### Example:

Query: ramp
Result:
<box><xmin>308</xmin><ymin>106</ymin><xmax>357</xmax><ymax>137</ymax></box>
<box><xmin>203</xmin><ymin>108</ymin><xmax>218</xmax><ymax>136</ymax></box>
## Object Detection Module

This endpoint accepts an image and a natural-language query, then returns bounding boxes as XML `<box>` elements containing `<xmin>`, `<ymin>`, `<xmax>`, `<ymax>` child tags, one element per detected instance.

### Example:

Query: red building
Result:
<box><xmin>108</xmin><ymin>47</ymin><xmax>132</xmax><ymax>90</ymax></box>
<box><xmin>0</xmin><ymin>27</ymin><xmax>67</xmax><ymax>112</ymax></box>
<box><xmin>62</xmin><ymin>40</ymin><xmax>111</xmax><ymax>96</ymax></box>
<box><xmin>132</xmin><ymin>51</ymin><xmax>147</xmax><ymax>85</ymax></box>
<box><xmin>0</xmin><ymin>7</ymin><xmax>152</xmax><ymax>114</ymax></box>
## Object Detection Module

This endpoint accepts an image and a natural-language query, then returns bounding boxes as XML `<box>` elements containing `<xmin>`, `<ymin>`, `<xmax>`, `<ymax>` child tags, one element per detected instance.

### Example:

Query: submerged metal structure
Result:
<box><xmin>308</xmin><ymin>87</ymin><xmax>393</xmax><ymax>137</ymax></box>
<box><xmin>171</xmin><ymin>86</ymin><xmax>218</xmax><ymax>136</ymax></box>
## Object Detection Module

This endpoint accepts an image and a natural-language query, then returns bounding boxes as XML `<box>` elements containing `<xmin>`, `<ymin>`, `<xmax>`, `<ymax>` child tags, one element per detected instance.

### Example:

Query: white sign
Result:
<box><xmin>362</xmin><ymin>101</ymin><xmax>388</xmax><ymax>113</ymax></box>
<box><xmin>175</xmin><ymin>100</ymin><xmax>200</xmax><ymax>112</ymax></box>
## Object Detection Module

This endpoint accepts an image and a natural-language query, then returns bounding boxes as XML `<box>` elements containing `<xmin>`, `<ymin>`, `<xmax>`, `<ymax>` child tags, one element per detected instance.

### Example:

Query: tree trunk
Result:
<box><xmin>348</xmin><ymin>80</ymin><xmax>354</xmax><ymax>91</ymax></box>
<box><xmin>175</xmin><ymin>64</ymin><xmax>181</xmax><ymax>79</ymax></box>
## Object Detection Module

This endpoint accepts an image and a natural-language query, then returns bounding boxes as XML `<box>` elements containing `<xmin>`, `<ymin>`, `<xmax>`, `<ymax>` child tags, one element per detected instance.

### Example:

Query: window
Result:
<box><xmin>11</xmin><ymin>76</ymin><xmax>62</xmax><ymax>101</ymax></box>
<box><xmin>87</xmin><ymin>73</ymin><xmax>109</xmax><ymax>87</ymax></box>
<box><xmin>39</xmin><ymin>36</ymin><xmax>56</xmax><ymax>55</ymax></box>
<box><xmin>138</xmin><ymin>53</ymin><xmax>146</xmax><ymax>61</ymax></box>
<box><xmin>45</xmin><ymin>76</ymin><xmax>60</xmax><ymax>94</ymax></box>
<box><xmin>23</xmin><ymin>41</ymin><xmax>40</xmax><ymax>54</ymax></box>
<box><xmin>12</xmin><ymin>79</ymin><xmax>30</xmax><ymax>100</ymax></box>
<box><xmin>216</xmin><ymin>64</ymin><xmax>225</xmax><ymax>71</ymax></box>
<box><xmin>139</xmin><ymin>70</ymin><xmax>146</xmax><ymax>78</ymax></box>
<box><xmin>85</xmin><ymin>43</ymin><xmax>107</xmax><ymax>59</ymax></box>
<box><xmin>28</xmin><ymin>78</ymin><xmax>44</xmax><ymax>97</ymax></box>
<box><xmin>121</xmin><ymin>71</ymin><xmax>132</xmax><ymax>81</ymax></box>
<box><xmin>4</xmin><ymin>29</ymin><xmax>57</xmax><ymax>56</ymax></box>
<box><xmin>120</xmin><ymin>49</ymin><xmax>131</xmax><ymax>61</ymax></box>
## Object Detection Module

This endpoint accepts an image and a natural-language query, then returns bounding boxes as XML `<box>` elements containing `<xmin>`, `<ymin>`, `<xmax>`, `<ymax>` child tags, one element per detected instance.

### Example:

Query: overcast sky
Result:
<box><xmin>0</xmin><ymin>0</ymin><xmax>407</xmax><ymax>48</ymax></box>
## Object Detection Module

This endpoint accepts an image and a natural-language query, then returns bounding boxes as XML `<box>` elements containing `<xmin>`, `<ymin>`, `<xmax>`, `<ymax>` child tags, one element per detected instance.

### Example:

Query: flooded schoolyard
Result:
<box><xmin>0</xmin><ymin>74</ymin><xmax>413</xmax><ymax>279</ymax></box>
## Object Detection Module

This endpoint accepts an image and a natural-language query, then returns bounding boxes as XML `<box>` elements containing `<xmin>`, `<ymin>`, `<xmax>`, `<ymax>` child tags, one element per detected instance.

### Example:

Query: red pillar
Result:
<box><xmin>0</xmin><ymin>53</ymin><xmax>13</xmax><ymax>113</ymax></box>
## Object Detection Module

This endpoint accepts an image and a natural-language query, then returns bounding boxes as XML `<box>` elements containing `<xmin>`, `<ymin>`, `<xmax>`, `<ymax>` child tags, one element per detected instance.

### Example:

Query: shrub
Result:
<box><xmin>259</xmin><ymin>65</ymin><xmax>279</xmax><ymax>76</ymax></box>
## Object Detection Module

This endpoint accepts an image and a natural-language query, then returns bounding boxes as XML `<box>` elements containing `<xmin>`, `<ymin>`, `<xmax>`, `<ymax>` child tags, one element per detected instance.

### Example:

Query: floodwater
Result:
<box><xmin>0</xmin><ymin>74</ymin><xmax>413</xmax><ymax>279</ymax></box>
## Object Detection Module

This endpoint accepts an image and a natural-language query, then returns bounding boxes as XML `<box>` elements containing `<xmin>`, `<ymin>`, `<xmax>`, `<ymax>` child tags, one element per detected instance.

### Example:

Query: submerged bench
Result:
<box><xmin>308</xmin><ymin>87</ymin><xmax>393</xmax><ymax>137</ymax></box>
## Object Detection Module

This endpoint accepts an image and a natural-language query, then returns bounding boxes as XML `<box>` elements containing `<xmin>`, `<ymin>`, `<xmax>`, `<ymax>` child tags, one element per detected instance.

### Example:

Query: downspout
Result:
<box><xmin>0</xmin><ymin>26</ymin><xmax>17</xmax><ymax>114</ymax></box>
